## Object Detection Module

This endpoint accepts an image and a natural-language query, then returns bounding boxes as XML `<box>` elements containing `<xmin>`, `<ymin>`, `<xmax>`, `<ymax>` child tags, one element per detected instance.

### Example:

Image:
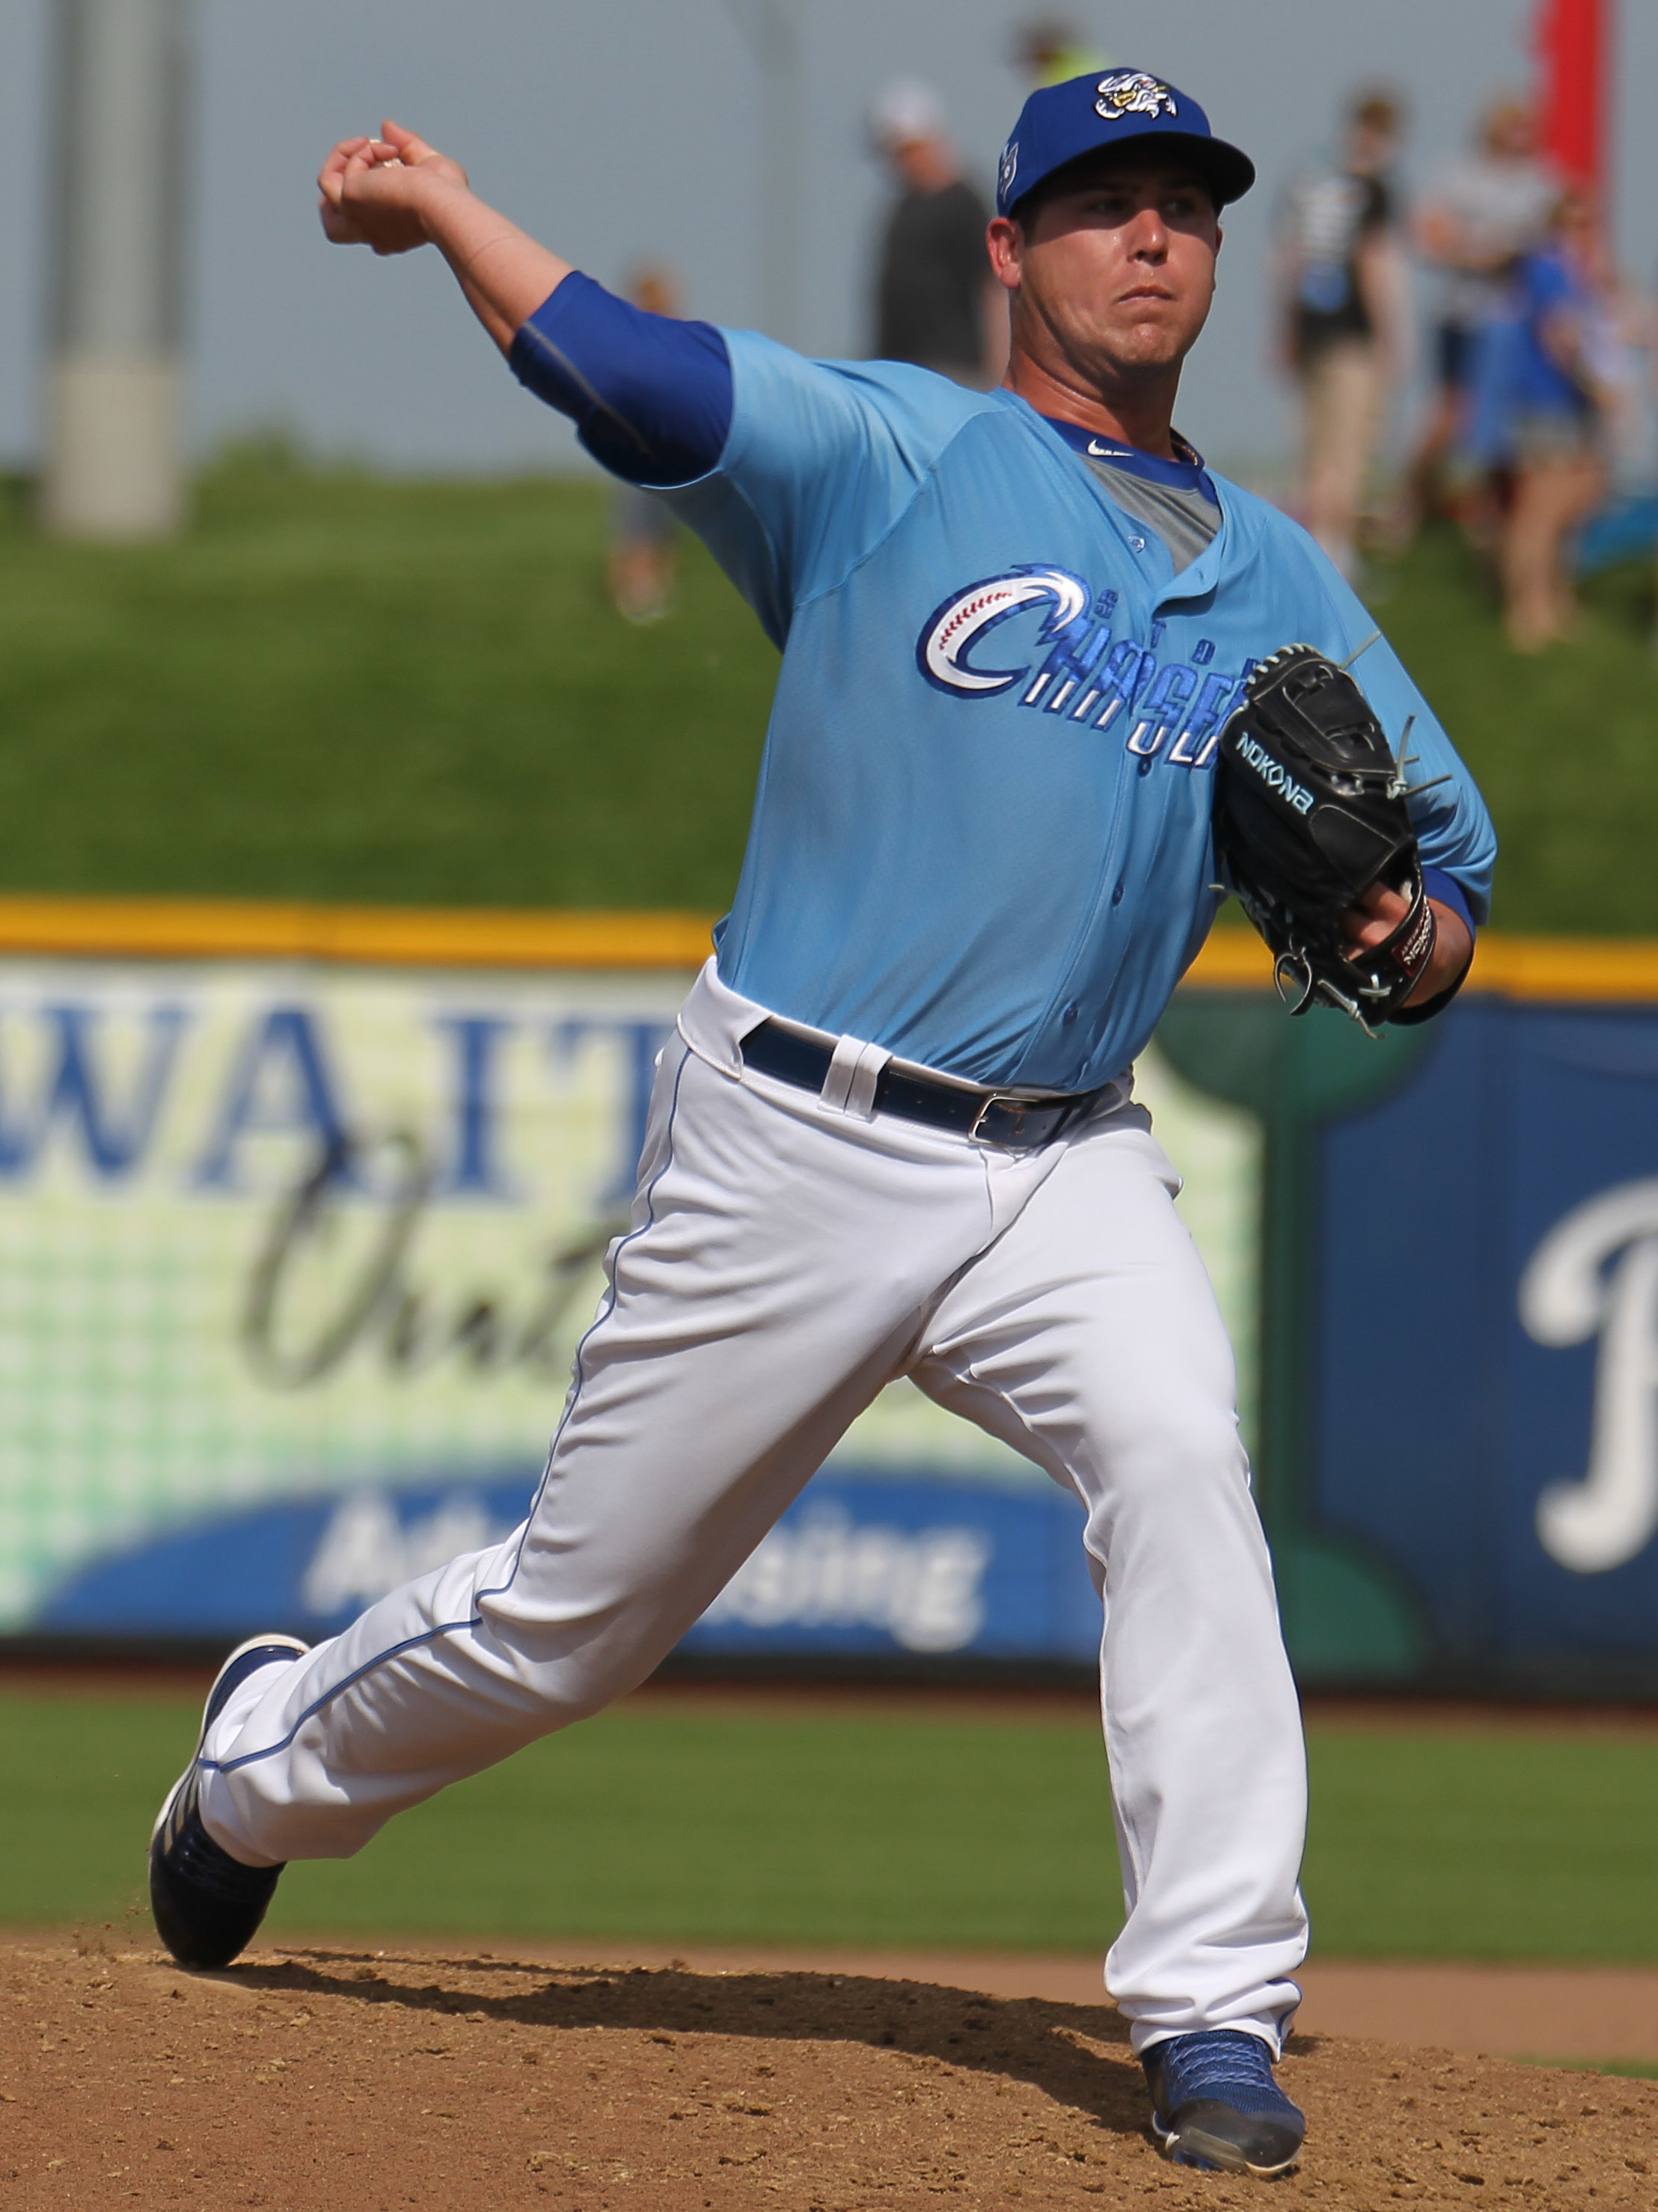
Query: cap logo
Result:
<box><xmin>1094</xmin><ymin>71</ymin><xmax>1178</xmax><ymax>123</ymax></box>
<box><xmin>998</xmin><ymin>140</ymin><xmax>1019</xmax><ymax>200</ymax></box>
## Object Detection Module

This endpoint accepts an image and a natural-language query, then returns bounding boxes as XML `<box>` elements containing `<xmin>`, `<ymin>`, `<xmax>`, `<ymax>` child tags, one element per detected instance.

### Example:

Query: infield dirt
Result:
<box><xmin>1</xmin><ymin>1939</ymin><xmax>1654</xmax><ymax>2209</ymax></box>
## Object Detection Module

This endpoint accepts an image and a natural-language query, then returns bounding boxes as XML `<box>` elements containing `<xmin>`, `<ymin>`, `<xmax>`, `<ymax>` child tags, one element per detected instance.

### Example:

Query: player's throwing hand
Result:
<box><xmin>314</xmin><ymin>118</ymin><xmax>569</xmax><ymax>353</ymax></box>
<box><xmin>317</xmin><ymin>120</ymin><xmax>469</xmax><ymax>256</ymax></box>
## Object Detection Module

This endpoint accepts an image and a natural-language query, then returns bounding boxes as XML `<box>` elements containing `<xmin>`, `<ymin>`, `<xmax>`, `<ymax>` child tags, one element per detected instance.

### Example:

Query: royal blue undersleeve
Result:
<box><xmin>509</xmin><ymin>272</ymin><xmax>733</xmax><ymax>486</ymax></box>
<box><xmin>1422</xmin><ymin>866</ymin><xmax>1475</xmax><ymax>940</ymax></box>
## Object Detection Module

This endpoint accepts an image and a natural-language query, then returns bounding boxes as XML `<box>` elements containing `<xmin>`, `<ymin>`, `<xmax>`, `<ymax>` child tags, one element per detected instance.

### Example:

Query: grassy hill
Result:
<box><xmin>0</xmin><ymin>453</ymin><xmax>1652</xmax><ymax>928</ymax></box>
<box><xmin>0</xmin><ymin>455</ymin><xmax>776</xmax><ymax>912</ymax></box>
<box><xmin>1368</xmin><ymin>525</ymin><xmax>1658</xmax><ymax>935</ymax></box>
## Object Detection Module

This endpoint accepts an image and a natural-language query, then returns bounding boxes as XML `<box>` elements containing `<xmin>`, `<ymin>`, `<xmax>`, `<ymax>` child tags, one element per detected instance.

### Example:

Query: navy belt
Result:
<box><xmin>740</xmin><ymin>1018</ymin><xmax>1101</xmax><ymax>1151</ymax></box>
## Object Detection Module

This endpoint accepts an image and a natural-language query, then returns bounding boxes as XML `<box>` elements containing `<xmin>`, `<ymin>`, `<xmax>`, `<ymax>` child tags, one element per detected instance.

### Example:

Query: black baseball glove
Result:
<box><xmin>1211</xmin><ymin>643</ymin><xmax>1437</xmax><ymax>1033</ymax></box>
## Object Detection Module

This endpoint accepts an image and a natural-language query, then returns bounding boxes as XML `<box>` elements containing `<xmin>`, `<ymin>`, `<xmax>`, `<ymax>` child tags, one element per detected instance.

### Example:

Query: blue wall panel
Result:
<box><xmin>1317</xmin><ymin>998</ymin><xmax>1658</xmax><ymax>1678</ymax></box>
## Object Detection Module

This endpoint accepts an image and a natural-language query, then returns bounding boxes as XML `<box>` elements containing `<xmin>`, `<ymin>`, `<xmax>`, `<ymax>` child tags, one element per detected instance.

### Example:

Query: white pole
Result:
<box><xmin>40</xmin><ymin>0</ymin><xmax>192</xmax><ymax>539</ymax></box>
<box><xmin>718</xmin><ymin>0</ymin><xmax>802</xmax><ymax>349</ymax></box>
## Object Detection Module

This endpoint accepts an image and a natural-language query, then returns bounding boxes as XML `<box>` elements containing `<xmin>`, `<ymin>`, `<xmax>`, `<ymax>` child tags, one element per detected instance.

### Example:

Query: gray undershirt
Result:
<box><xmin>1083</xmin><ymin>456</ymin><xmax>1222</xmax><ymax>574</ymax></box>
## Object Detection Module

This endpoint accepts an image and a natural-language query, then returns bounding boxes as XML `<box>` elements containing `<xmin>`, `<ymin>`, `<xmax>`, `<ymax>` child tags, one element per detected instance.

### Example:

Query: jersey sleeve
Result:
<box><xmin>510</xmin><ymin>281</ymin><xmax>986</xmax><ymax>648</ymax></box>
<box><xmin>661</xmin><ymin>332</ymin><xmax>991</xmax><ymax>646</ymax></box>
<box><xmin>1273</xmin><ymin>531</ymin><xmax>1496</xmax><ymax>1023</ymax></box>
<box><xmin>1315</xmin><ymin>580</ymin><xmax>1497</xmax><ymax>926</ymax></box>
<box><xmin>1226</xmin><ymin>499</ymin><xmax>1497</xmax><ymax>924</ymax></box>
<box><xmin>510</xmin><ymin>274</ymin><xmax>733</xmax><ymax>485</ymax></box>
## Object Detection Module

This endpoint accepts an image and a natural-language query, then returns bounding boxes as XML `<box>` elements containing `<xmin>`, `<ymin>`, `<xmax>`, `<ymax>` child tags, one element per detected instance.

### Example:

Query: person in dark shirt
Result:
<box><xmin>1277</xmin><ymin>91</ymin><xmax>1405</xmax><ymax>580</ymax></box>
<box><xmin>869</xmin><ymin>80</ymin><xmax>1003</xmax><ymax>385</ymax></box>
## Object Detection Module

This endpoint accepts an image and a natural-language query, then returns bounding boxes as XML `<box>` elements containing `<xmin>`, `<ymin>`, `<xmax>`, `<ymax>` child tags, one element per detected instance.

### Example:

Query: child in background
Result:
<box><xmin>607</xmin><ymin>268</ymin><xmax>681</xmax><ymax>624</ymax></box>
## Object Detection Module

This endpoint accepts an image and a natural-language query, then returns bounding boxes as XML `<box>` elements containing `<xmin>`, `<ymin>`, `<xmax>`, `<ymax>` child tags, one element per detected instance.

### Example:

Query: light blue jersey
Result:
<box><xmin>661</xmin><ymin>333</ymin><xmax>1495</xmax><ymax>1093</ymax></box>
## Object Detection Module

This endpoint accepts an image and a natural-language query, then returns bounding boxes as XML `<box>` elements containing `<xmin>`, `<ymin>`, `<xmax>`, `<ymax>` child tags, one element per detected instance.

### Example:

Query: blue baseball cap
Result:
<box><xmin>996</xmin><ymin>68</ymin><xmax>1255</xmax><ymax>218</ymax></box>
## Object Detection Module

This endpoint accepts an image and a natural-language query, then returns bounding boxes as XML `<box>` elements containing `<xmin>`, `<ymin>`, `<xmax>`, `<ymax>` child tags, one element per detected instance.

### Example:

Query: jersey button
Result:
<box><xmin>1111</xmin><ymin>879</ymin><xmax>1126</xmax><ymax>905</ymax></box>
<box><xmin>1128</xmin><ymin>535</ymin><xmax>1146</xmax><ymax>552</ymax></box>
<box><xmin>1061</xmin><ymin>1001</ymin><xmax>1080</xmax><ymax>1025</ymax></box>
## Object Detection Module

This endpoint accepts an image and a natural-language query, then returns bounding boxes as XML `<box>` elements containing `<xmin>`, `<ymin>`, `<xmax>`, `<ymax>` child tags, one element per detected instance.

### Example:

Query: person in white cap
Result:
<box><xmin>869</xmin><ymin>80</ymin><xmax>1005</xmax><ymax>385</ymax></box>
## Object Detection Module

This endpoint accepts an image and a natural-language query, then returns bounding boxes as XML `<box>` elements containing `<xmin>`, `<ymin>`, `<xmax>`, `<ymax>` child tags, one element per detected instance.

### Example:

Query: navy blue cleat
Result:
<box><xmin>1142</xmin><ymin>2028</ymin><xmax>1305</xmax><ymax>2177</ymax></box>
<box><xmin>149</xmin><ymin>1635</ymin><xmax>308</xmax><ymax>1970</ymax></box>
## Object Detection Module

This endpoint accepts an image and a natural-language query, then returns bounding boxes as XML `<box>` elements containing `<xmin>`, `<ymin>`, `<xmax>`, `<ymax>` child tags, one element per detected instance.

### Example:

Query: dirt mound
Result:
<box><xmin>1</xmin><ymin>1937</ymin><xmax>1653</xmax><ymax>2208</ymax></box>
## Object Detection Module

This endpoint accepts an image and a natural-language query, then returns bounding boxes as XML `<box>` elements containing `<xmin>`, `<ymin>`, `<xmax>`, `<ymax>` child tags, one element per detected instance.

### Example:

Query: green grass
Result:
<box><xmin>1365</xmin><ymin>529</ymin><xmax>1658</xmax><ymax>935</ymax></box>
<box><xmin>1301</xmin><ymin>1726</ymin><xmax>1658</xmax><ymax>1961</ymax></box>
<box><xmin>0</xmin><ymin>453</ymin><xmax>777</xmax><ymax>910</ymax></box>
<box><xmin>0</xmin><ymin>456</ymin><xmax>1654</xmax><ymax>927</ymax></box>
<box><xmin>0</xmin><ymin>1692</ymin><xmax>1118</xmax><ymax>1953</ymax></box>
<box><xmin>6</xmin><ymin>1691</ymin><xmax>1657</xmax><ymax>1963</ymax></box>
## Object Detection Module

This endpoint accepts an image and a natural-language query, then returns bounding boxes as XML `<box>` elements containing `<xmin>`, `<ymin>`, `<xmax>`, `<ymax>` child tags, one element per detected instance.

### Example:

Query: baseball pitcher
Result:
<box><xmin>150</xmin><ymin>69</ymin><xmax>1495</xmax><ymax>2177</ymax></box>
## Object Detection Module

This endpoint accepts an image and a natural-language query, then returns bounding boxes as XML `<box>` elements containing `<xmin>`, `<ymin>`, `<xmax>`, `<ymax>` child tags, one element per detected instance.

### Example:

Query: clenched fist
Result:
<box><xmin>318</xmin><ymin>119</ymin><xmax>469</xmax><ymax>255</ymax></box>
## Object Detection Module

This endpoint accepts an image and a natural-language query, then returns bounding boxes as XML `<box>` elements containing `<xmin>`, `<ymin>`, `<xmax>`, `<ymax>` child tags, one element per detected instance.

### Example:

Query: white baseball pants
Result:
<box><xmin>199</xmin><ymin>960</ymin><xmax>1308</xmax><ymax>2053</ymax></box>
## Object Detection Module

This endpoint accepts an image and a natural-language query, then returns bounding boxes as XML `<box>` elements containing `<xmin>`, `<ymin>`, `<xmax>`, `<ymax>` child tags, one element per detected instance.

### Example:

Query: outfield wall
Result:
<box><xmin>0</xmin><ymin>896</ymin><xmax>1654</xmax><ymax>1691</ymax></box>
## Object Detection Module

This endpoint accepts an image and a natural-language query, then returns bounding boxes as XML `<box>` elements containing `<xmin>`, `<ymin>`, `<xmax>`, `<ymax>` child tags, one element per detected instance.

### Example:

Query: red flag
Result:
<box><xmin>1535</xmin><ymin>0</ymin><xmax>1609</xmax><ymax>190</ymax></box>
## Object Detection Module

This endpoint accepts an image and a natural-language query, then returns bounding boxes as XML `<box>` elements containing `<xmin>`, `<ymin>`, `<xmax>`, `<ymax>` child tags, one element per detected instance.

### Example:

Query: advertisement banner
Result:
<box><xmin>1315</xmin><ymin>995</ymin><xmax>1658</xmax><ymax>1685</ymax></box>
<box><xmin>0</xmin><ymin>952</ymin><xmax>1261</xmax><ymax>1661</ymax></box>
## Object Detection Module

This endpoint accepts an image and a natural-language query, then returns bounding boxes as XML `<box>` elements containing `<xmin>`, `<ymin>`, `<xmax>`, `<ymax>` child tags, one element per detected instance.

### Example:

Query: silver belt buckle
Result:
<box><xmin>968</xmin><ymin>1091</ymin><xmax>1036</xmax><ymax>1144</ymax></box>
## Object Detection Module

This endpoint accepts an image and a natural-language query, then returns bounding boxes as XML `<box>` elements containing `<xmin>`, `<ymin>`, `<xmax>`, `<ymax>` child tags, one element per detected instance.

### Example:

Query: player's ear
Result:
<box><xmin>985</xmin><ymin>215</ymin><xmax>1024</xmax><ymax>292</ymax></box>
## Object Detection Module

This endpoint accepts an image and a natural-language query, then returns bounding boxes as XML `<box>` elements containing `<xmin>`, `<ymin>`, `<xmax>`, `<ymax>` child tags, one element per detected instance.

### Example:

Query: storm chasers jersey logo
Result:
<box><xmin>918</xmin><ymin>567</ymin><xmax>1090</xmax><ymax>696</ymax></box>
<box><xmin>1095</xmin><ymin>72</ymin><xmax>1178</xmax><ymax>123</ymax></box>
<box><xmin>917</xmin><ymin>564</ymin><xmax>1252</xmax><ymax>770</ymax></box>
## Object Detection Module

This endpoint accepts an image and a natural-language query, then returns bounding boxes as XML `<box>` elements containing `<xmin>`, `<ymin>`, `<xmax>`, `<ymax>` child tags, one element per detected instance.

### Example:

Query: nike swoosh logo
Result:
<box><xmin>1086</xmin><ymin>440</ymin><xmax>1132</xmax><ymax>459</ymax></box>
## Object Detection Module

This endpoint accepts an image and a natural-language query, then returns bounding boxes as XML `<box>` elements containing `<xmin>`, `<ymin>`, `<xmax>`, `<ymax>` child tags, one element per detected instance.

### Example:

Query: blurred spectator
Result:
<box><xmin>1649</xmin><ymin>286</ymin><xmax>1658</xmax><ymax>660</ymax></box>
<box><xmin>1492</xmin><ymin>193</ymin><xmax>1610</xmax><ymax>652</ymax></box>
<box><xmin>1579</xmin><ymin>257</ymin><xmax>1654</xmax><ymax>488</ymax></box>
<box><xmin>607</xmin><ymin>268</ymin><xmax>681</xmax><ymax>625</ymax></box>
<box><xmin>1278</xmin><ymin>91</ymin><xmax>1407</xmax><ymax>582</ymax></box>
<box><xmin>1410</xmin><ymin>96</ymin><xmax>1557</xmax><ymax>528</ymax></box>
<box><xmin>1013</xmin><ymin>19</ymin><xmax>1108</xmax><ymax>86</ymax></box>
<box><xmin>868</xmin><ymin>81</ymin><xmax>1005</xmax><ymax>387</ymax></box>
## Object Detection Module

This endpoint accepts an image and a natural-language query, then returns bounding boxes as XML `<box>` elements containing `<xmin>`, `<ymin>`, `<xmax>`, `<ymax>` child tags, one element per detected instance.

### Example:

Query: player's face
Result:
<box><xmin>998</xmin><ymin>160</ymin><xmax>1221</xmax><ymax>385</ymax></box>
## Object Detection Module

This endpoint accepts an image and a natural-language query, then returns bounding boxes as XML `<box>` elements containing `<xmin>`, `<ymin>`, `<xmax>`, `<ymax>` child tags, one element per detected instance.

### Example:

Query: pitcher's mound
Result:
<box><xmin>1</xmin><ymin>1938</ymin><xmax>1652</xmax><ymax>2207</ymax></box>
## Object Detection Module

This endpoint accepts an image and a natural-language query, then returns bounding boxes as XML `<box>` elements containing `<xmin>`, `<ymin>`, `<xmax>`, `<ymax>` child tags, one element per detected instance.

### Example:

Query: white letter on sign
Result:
<box><xmin>1520</xmin><ymin>1177</ymin><xmax>1658</xmax><ymax>1574</ymax></box>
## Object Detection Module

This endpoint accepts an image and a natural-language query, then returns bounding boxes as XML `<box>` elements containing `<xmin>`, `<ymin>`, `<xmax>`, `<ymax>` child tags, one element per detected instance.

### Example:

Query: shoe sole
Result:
<box><xmin>1154</xmin><ymin>2118</ymin><xmax>1302</xmax><ymax>2178</ymax></box>
<box><xmin>150</xmin><ymin>1634</ymin><xmax>311</xmax><ymax>1848</ymax></box>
